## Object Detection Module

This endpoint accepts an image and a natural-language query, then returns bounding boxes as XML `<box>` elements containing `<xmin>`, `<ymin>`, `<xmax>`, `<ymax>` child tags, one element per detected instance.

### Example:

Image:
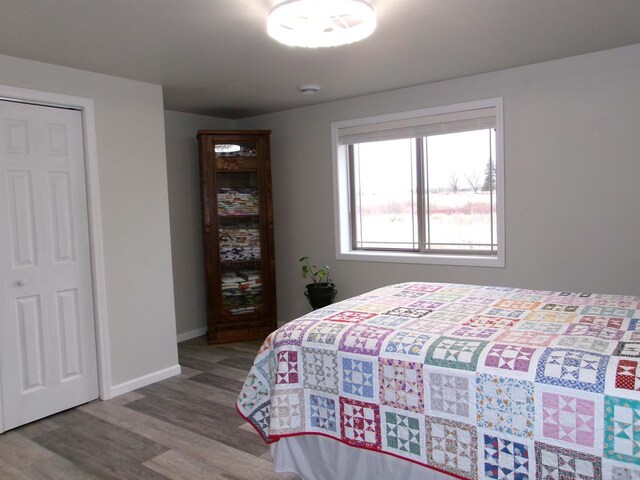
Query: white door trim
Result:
<box><xmin>0</xmin><ymin>85</ymin><xmax>113</xmax><ymax>428</ymax></box>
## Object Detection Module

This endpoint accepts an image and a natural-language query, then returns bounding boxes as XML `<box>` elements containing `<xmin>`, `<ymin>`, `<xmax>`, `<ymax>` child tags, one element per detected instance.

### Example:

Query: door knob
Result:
<box><xmin>17</xmin><ymin>280</ymin><xmax>26</xmax><ymax>287</ymax></box>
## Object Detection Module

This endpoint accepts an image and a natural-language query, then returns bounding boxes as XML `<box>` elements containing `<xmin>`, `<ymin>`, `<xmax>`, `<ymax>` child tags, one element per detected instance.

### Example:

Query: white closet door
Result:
<box><xmin>0</xmin><ymin>100</ymin><xmax>98</xmax><ymax>432</ymax></box>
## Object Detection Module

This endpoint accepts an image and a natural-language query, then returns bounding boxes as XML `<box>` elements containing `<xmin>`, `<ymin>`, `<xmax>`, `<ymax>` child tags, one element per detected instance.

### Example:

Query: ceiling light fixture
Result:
<box><xmin>267</xmin><ymin>0</ymin><xmax>377</xmax><ymax>48</ymax></box>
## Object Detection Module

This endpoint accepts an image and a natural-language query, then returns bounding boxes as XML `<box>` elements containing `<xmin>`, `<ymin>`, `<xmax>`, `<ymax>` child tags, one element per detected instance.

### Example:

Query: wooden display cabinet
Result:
<box><xmin>197</xmin><ymin>130</ymin><xmax>276</xmax><ymax>344</ymax></box>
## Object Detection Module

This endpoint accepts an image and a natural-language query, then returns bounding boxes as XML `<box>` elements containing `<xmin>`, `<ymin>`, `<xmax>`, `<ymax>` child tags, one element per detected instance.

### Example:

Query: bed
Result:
<box><xmin>236</xmin><ymin>282</ymin><xmax>640</xmax><ymax>479</ymax></box>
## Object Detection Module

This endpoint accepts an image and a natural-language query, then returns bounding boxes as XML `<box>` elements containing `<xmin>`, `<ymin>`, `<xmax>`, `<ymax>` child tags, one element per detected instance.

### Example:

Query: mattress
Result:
<box><xmin>236</xmin><ymin>282</ymin><xmax>640</xmax><ymax>479</ymax></box>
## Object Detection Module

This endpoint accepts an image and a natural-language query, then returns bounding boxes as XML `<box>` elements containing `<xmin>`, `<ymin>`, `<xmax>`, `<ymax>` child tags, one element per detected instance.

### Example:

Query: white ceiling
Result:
<box><xmin>1</xmin><ymin>0</ymin><xmax>639</xmax><ymax>119</ymax></box>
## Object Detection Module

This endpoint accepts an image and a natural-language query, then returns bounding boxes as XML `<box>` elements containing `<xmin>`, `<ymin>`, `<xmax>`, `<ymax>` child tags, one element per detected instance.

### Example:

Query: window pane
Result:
<box><xmin>352</xmin><ymin>139</ymin><xmax>418</xmax><ymax>250</ymax></box>
<box><xmin>425</xmin><ymin>129</ymin><xmax>496</xmax><ymax>252</ymax></box>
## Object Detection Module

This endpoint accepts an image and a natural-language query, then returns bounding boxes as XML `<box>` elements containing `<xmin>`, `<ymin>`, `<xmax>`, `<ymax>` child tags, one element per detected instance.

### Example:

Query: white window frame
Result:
<box><xmin>331</xmin><ymin>97</ymin><xmax>505</xmax><ymax>268</ymax></box>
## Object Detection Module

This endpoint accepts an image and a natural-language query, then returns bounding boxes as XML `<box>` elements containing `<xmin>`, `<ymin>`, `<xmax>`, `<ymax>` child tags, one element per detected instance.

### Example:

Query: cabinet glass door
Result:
<box><xmin>215</xmin><ymin>142</ymin><xmax>263</xmax><ymax>315</ymax></box>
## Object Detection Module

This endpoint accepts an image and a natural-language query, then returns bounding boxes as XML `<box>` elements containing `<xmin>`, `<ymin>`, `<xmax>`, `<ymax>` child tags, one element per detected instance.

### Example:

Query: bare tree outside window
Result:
<box><xmin>466</xmin><ymin>171</ymin><xmax>482</xmax><ymax>193</ymax></box>
<box><xmin>449</xmin><ymin>172</ymin><xmax>460</xmax><ymax>193</ymax></box>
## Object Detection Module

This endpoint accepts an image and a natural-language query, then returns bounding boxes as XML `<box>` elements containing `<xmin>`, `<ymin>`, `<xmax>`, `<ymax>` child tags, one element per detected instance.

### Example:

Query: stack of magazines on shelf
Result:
<box><xmin>219</xmin><ymin>224</ymin><xmax>260</xmax><ymax>261</ymax></box>
<box><xmin>221</xmin><ymin>270</ymin><xmax>262</xmax><ymax>315</ymax></box>
<box><xmin>217</xmin><ymin>187</ymin><xmax>259</xmax><ymax>216</ymax></box>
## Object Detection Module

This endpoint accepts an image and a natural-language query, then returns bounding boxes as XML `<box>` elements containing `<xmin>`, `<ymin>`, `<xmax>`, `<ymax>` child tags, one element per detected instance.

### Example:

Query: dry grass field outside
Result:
<box><xmin>356</xmin><ymin>190</ymin><xmax>496</xmax><ymax>250</ymax></box>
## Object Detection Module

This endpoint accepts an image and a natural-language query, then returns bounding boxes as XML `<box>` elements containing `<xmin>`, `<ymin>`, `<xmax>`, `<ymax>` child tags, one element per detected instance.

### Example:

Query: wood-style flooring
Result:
<box><xmin>0</xmin><ymin>337</ymin><xmax>299</xmax><ymax>480</ymax></box>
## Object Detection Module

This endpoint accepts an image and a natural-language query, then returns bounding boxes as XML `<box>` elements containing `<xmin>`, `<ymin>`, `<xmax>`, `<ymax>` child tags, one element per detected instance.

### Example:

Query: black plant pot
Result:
<box><xmin>304</xmin><ymin>283</ymin><xmax>337</xmax><ymax>310</ymax></box>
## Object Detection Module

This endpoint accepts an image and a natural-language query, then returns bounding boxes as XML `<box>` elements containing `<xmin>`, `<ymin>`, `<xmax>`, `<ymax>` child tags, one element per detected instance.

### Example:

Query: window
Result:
<box><xmin>332</xmin><ymin>98</ymin><xmax>504</xmax><ymax>267</ymax></box>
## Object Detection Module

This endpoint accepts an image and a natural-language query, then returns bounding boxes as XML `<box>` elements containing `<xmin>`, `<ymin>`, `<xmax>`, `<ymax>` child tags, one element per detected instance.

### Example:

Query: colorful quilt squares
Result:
<box><xmin>541</xmin><ymin>392</ymin><xmax>596</xmax><ymax>448</ymax></box>
<box><xmin>308</xmin><ymin>394</ymin><xmax>337</xmax><ymax>433</ymax></box>
<box><xmin>497</xmin><ymin>330</ymin><xmax>557</xmax><ymax>347</ymax></box>
<box><xmin>350</xmin><ymin>302</ymin><xmax>394</xmax><ymax>314</ymax></box>
<box><xmin>476</xmin><ymin>375</ymin><xmax>534</xmax><ymax>437</ymax></box>
<box><xmin>384</xmin><ymin>330</ymin><xmax>430</xmax><ymax>357</ymax></box>
<box><xmin>495</xmin><ymin>299</ymin><xmax>542</xmax><ymax>311</ymax></box>
<box><xmin>425</xmin><ymin>337</ymin><xmax>488</xmax><ymax>371</ymax></box>
<box><xmin>404</xmin><ymin>318</ymin><xmax>456</xmax><ymax>335</ymax></box>
<box><xmin>340</xmin><ymin>398</ymin><xmax>381</xmax><ymax>450</ymax></box>
<box><xmin>542</xmin><ymin>303</ymin><xmax>581</xmax><ymax>313</ymax></box>
<box><xmin>271</xmin><ymin>390</ymin><xmax>304</xmax><ymax>433</ymax></box>
<box><xmin>535</xmin><ymin>348</ymin><xmax>608</xmax><ymax>392</ymax></box>
<box><xmin>484</xmin><ymin>343</ymin><xmax>536</xmax><ymax>372</ymax></box>
<box><xmin>386</xmin><ymin>306</ymin><xmax>433</xmax><ymax>318</ymax></box>
<box><xmin>483</xmin><ymin>434</ymin><xmax>530</xmax><ymax>480</ymax></box>
<box><xmin>604</xmin><ymin>396</ymin><xmax>640</xmax><ymax>465</ymax></box>
<box><xmin>525</xmin><ymin>311</ymin><xmax>576</xmax><ymax>323</ymax></box>
<box><xmin>275</xmin><ymin>350</ymin><xmax>299</xmax><ymax>385</ymax></box>
<box><xmin>425</xmin><ymin>310</ymin><xmax>471</xmax><ymax>323</ymax></box>
<box><xmin>392</xmin><ymin>290</ymin><xmax>427</xmax><ymax>299</ymax></box>
<box><xmin>440</xmin><ymin>302</ymin><xmax>487</xmax><ymax>316</ymax></box>
<box><xmin>615</xmin><ymin>359</ymin><xmax>640</xmax><ymax>391</ymax></box>
<box><xmin>582</xmin><ymin>306</ymin><xmax>636</xmax><ymax>318</ymax></box>
<box><xmin>408</xmin><ymin>299</ymin><xmax>445</xmax><ymax>310</ymax></box>
<box><xmin>425</xmin><ymin>417</ymin><xmax>478</xmax><ymax>479</ymax></box>
<box><xmin>580</xmin><ymin>315</ymin><xmax>624</xmax><ymax>329</ymax></box>
<box><xmin>565</xmin><ymin>323</ymin><xmax>624</xmax><ymax>340</ymax></box>
<box><xmin>274</xmin><ymin>319</ymin><xmax>314</xmax><ymax>347</ymax></box>
<box><xmin>515</xmin><ymin>320</ymin><xmax>565</xmax><ymax>333</ymax></box>
<box><xmin>341</xmin><ymin>356</ymin><xmax>375</xmax><ymax>399</ymax></box>
<box><xmin>593</xmin><ymin>298</ymin><xmax>636</xmax><ymax>308</ymax></box>
<box><xmin>614</xmin><ymin>342</ymin><xmax>640</xmax><ymax>358</ymax></box>
<box><xmin>459</xmin><ymin>295</ymin><xmax>497</xmax><ymax>306</ymax></box>
<box><xmin>424</xmin><ymin>292</ymin><xmax>465</xmax><ymax>303</ymax></box>
<box><xmin>338</xmin><ymin>324</ymin><xmax>393</xmax><ymax>356</ymax></box>
<box><xmin>486</xmin><ymin>307</ymin><xmax>527</xmax><ymax>319</ymax></box>
<box><xmin>450</xmin><ymin>326</ymin><xmax>499</xmax><ymax>339</ymax></box>
<box><xmin>246</xmin><ymin>400</ymin><xmax>271</xmax><ymax>438</ymax></box>
<box><xmin>508</xmin><ymin>290</ymin><xmax>550</xmax><ymax>302</ymax></box>
<box><xmin>535</xmin><ymin>442</ymin><xmax>602</xmax><ymax>480</ymax></box>
<box><xmin>302</xmin><ymin>347</ymin><xmax>338</xmax><ymax>394</ymax></box>
<box><xmin>383</xmin><ymin>410</ymin><xmax>422</xmax><ymax>457</ymax></box>
<box><xmin>305</xmin><ymin>321</ymin><xmax>347</xmax><ymax>346</ymax></box>
<box><xmin>325</xmin><ymin>310</ymin><xmax>377</xmax><ymax>323</ymax></box>
<box><xmin>366</xmin><ymin>295</ymin><xmax>414</xmax><ymax>307</ymax></box>
<box><xmin>405</xmin><ymin>283</ymin><xmax>443</xmax><ymax>293</ymax></box>
<box><xmin>379</xmin><ymin>358</ymin><xmax>424</xmax><ymax>413</ymax></box>
<box><xmin>606</xmin><ymin>464</ymin><xmax>640</xmax><ymax>480</ymax></box>
<box><xmin>464</xmin><ymin>315</ymin><xmax>520</xmax><ymax>329</ymax></box>
<box><xmin>363</xmin><ymin>314</ymin><xmax>413</xmax><ymax>329</ymax></box>
<box><xmin>555</xmin><ymin>335</ymin><xmax>613</xmax><ymax>354</ymax></box>
<box><xmin>237</xmin><ymin>372</ymin><xmax>268</xmax><ymax>412</ymax></box>
<box><xmin>426</xmin><ymin>371</ymin><xmax>472</xmax><ymax>419</ymax></box>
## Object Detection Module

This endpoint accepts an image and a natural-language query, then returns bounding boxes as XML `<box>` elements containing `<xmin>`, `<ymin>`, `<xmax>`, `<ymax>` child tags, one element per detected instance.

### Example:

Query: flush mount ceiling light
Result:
<box><xmin>267</xmin><ymin>0</ymin><xmax>377</xmax><ymax>48</ymax></box>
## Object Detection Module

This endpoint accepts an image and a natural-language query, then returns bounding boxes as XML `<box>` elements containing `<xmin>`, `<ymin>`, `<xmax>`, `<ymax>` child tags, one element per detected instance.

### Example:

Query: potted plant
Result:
<box><xmin>299</xmin><ymin>256</ymin><xmax>337</xmax><ymax>310</ymax></box>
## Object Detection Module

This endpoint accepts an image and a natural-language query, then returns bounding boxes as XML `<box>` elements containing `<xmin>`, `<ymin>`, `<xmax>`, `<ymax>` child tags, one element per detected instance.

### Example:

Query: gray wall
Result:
<box><xmin>0</xmin><ymin>54</ymin><xmax>179</xmax><ymax>386</ymax></box>
<box><xmin>236</xmin><ymin>44</ymin><xmax>640</xmax><ymax>325</ymax></box>
<box><xmin>164</xmin><ymin>110</ymin><xmax>235</xmax><ymax>338</ymax></box>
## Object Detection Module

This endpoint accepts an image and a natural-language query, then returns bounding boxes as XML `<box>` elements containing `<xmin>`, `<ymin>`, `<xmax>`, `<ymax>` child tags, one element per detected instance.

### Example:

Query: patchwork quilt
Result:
<box><xmin>236</xmin><ymin>282</ymin><xmax>640</xmax><ymax>479</ymax></box>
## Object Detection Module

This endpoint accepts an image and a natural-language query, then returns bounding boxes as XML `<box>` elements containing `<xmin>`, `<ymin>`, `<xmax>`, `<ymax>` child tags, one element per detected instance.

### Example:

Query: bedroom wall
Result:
<box><xmin>164</xmin><ymin>110</ymin><xmax>236</xmax><ymax>340</ymax></box>
<box><xmin>0</xmin><ymin>54</ymin><xmax>180</xmax><ymax>388</ymax></box>
<box><xmin>236</xmin><ymin>44</ymin><xmax>640</xmax><ymax>325</ymax></box>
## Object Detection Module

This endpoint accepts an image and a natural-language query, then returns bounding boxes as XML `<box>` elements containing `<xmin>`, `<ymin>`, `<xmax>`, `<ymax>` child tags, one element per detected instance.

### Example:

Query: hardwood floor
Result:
<box><xmin>0</xmin><ymin>337</ymin><xmax>299</xmax><ymax>480</ymax></box>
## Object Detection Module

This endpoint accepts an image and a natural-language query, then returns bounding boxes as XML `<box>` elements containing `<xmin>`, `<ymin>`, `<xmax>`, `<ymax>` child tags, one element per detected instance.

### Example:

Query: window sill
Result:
<box><xmin>336</xmin><ymin>249</ymin><xmax>505</xmax><ymax>268</ymax></box>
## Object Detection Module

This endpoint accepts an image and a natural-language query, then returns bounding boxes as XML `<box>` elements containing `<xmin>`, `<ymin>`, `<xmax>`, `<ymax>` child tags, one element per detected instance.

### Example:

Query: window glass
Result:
<box><xmin>425</xmin><ymin>129</ymin><xmax>496</xmax><ymax>252</ymax></box>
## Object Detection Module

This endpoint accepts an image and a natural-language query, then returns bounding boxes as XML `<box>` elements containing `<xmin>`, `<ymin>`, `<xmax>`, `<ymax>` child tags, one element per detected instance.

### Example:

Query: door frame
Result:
<box><xmin>0</xmin><ymin>84</ymin><xmax>113</xmax><ymax>432</ymax></box>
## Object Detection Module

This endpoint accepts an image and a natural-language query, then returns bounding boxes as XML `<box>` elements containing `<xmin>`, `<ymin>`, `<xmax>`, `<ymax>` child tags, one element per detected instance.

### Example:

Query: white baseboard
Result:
<box><xmin>108</xmin><ymin>364</ymin><xmax>182</xmax><ymax>398</ymax></box>
<box><xmin>176</xmin><ymin>327</ymin><xmax>207</xmax><ymax>343</ymax></box>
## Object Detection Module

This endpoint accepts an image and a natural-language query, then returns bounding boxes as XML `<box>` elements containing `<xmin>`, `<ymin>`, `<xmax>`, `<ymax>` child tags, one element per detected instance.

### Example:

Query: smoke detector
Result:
<box><xmin>299</xmin><ymin>85</ymin><xmax>321</xmax><ymax>95</ymax></box>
